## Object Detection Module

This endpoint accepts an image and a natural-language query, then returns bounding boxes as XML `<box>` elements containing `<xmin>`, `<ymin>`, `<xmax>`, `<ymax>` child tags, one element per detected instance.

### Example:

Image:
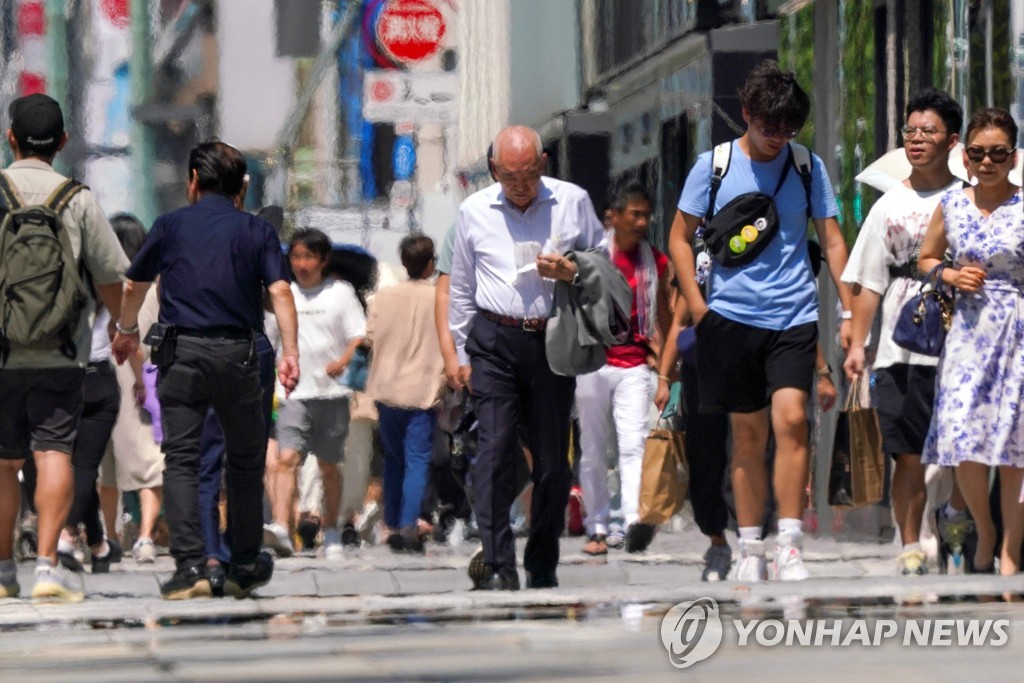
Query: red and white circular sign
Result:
<box><xmin>376</xmin><ymin>0</ymin><xmax>446</xmax><ymax>64</ymax></box>
<box><xmin>100</xmin><ymin>0</ymin><xmax>130</xmax><ymax>29</ymax></box>
<box><xmin>371</xmin><ymin>79</ymin><xmax>395</xmax><ymax>102</ymax></box>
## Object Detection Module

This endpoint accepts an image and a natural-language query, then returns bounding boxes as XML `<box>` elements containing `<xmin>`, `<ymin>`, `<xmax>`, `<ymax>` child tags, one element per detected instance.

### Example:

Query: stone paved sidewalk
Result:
<box><xmin>3</xmin><ymin>526</ymin><xmax>1023</xmax><ymax>629</ymax></box>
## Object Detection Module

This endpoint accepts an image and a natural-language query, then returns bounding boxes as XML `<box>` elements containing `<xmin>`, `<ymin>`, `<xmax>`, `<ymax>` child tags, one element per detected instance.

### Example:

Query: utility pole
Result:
<box><xmin>44</xmin><ymin>0</ymin><xmax>69</xmax><ymax>174</ymax></box>
<box><xmin>131</xmin><ymin>0</ymin><xmax>156</xmax><ymax>227</ymax></box>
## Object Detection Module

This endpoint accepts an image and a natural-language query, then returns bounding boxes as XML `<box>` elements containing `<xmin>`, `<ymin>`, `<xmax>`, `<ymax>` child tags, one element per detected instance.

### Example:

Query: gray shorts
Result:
<box><xmin>277</xmin><ymin>397</ymin><xmax>350</xmax><ymax>464</ymax></box>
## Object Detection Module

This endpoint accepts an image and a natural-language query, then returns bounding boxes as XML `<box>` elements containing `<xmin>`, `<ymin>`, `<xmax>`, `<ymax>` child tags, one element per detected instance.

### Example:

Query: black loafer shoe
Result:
<box><xmin>475</xmin><ymin>564</ymin><xmax>520</xmax><ymax>591</ymax></box>
<box><xmin>225</xmin><ymin>551</ymin><xmax>274</xmax><ymax>599</ymax></box>
<box><xmin>160</xmin><ymin>564</ymin><xmax>212</xmax><ymax>600</ymax></box>
<box><xmin>208</xmin><ymin>562</ymin><xmax>227</xmax><ymax>597</ymax></box>
<box><xmin>525</xmin><ymin>569</ymin><xmax>559</xmax><ymax>589</ymax></box>
<box><xmin>340</xmin><ymin>524</ymin><xmax>360</xmax><ymax>549</ymax></box>
<box><xmin>58</xmin><ymin>551</ymin><xmax>84</xmax><ymax>573</ymax></box>
<box><xmin>106</xmin><ymin>539</ymin><xmax>123</xmax><ymax>564</ymax></box>
<box><xmin>386</xmin><ymin>534</ymin><xmax>406</xmax><ymax>553</ymax></box>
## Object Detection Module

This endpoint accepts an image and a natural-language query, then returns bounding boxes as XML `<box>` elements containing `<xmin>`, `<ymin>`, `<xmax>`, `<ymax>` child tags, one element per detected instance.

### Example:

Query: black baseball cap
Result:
<box><xmin>9</xmin><ymin>93</ymin><xmax>64</xmax><ymax>155</ymax></box>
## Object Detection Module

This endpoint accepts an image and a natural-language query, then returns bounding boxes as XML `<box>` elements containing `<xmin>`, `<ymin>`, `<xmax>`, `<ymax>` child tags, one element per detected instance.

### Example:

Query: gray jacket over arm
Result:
<box><xmin>545</xmin><ymin>249</ymin><xmax>633</xmax><ymax>376</ymax></box>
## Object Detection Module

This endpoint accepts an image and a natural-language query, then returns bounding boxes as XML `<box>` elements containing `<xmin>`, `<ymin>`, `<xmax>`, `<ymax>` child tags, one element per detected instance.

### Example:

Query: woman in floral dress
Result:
<box><xmin>919</xmin><ymin>107</ymin><xmax>1024</xmax><ymax>576</ymax></box>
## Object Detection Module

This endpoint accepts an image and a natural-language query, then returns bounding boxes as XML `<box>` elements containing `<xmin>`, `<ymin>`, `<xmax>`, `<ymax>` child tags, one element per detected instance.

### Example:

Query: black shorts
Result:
<box><xmin>872</xmin><ymin>363</ymin><xmax>937</xmax><ymax>457</ymax></box>
<box><xmin>695</xmin><ymin>309</ymin><xmax>818</xmax><ymax>414</ymax></box>
<box><xmin>0</xmin><ymin>367</ymin><xmax>86</xmax><ymax>459</ymax></box>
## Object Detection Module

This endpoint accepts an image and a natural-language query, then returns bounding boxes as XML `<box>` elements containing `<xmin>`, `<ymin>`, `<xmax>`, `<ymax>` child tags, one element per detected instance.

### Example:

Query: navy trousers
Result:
<box><xmin>467</xmin><ymin>316</ymin><xmax>575</xmax><ymax>575</ymax></box>
<box><xmin>196</xmin><ymin>334</ymin><xmax>276</xmax><ymax>564</ymax></box>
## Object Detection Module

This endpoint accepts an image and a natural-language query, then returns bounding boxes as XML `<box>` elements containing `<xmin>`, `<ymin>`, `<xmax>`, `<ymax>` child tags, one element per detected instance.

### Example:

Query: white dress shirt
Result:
<box><xmin>449</xmin><ymin>177</ymin><xmax>606</xmax><ymax>365</ymax></box>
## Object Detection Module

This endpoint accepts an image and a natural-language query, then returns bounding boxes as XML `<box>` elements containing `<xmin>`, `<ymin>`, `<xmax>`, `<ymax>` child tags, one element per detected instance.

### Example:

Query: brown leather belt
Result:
<box><xmin>480</xmin><ymin>309</ymin><xmax>548</xmax><ymax>332</ymax></box>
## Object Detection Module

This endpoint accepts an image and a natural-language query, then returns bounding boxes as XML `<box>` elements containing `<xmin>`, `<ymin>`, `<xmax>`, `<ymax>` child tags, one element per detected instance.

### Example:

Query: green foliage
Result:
<box><xmin>779</xmin><ymin>2</ymin><xmax>875</xmax><ymax>246</ymax></box>
<box><xmin>836</xmin><ymin>0</ymin><xmax>875</xmax><ymax>245</ymax></box>
<box><xmin>969</xmin><ymin>0</ymin><xmax>1014</xmax><ymax>112</ymax></box>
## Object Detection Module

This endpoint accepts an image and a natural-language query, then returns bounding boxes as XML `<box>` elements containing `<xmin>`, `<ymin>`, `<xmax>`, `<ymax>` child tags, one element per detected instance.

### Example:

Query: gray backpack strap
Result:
<box><xmin>0</xmin><ymin>172</ymin><xmax>23</xmax><ymax>212</ymax></box>
<box><xmin>789</xmin><ymin>143</ymin><xmax>813</xmax><ymax>217</ymax></box>
<box><xmin>45</xmin><ymin>178</ymin><xmax>85</xmax><ymax>216</ymax></box>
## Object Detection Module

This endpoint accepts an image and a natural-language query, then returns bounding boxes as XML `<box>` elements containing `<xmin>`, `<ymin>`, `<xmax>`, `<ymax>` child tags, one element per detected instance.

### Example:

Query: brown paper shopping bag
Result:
<box><xmin>637</xmin><ymin>425</ymin><xmax>689</xmax><ymax>525</ymax></box>
<box><xmin>829</xmin><ymin>377</ymin><xmax>885</xmax><ymax>508</ymax></box>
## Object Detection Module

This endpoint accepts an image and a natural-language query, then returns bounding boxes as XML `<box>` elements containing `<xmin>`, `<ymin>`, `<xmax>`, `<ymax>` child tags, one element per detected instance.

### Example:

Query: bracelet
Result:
<box><xmin>840</xmin><ymin>310</ymin><xmax>853</xmax><ymax>320</ymax></box>
<box><xmin>115</xmin><ymin>321</ymin><xmax>139</xmax><ymax>335</ymax></box>
<box><xmin>657</xmin><ymin>374</ymin><xmax>672</xmax><ymax>383</ymax></box>
<box><xmin>816</xmin><ymin>364</ymin><xmax>832</xmax><ymax>378</ymax></box>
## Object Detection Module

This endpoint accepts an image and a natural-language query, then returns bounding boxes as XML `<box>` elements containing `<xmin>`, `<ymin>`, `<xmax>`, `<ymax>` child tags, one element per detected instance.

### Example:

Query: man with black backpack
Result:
<box><xmin>0</xmin><ymin>94</ymin><xmax>129</xmax><ymax>602</ymax></box>
<box><xmin>668</xmin><ymin>61</ymin><xmax>854</xmax><ymax>582</ymax></box>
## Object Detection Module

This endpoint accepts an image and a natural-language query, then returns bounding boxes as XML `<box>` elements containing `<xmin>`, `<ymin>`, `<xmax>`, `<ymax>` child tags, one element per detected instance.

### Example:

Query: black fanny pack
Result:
<box><xmin>703</xmin><ymin>147</ymin><xmax>795</xmax><ymax>268</ymax></box>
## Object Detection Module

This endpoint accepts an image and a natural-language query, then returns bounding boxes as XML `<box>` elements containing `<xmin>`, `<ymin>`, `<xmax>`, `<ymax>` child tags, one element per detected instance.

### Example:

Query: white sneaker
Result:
<box><xmin>262</xmin><ymin>523</ymin><xmax>294</xmax><ymax>557</ymax></box>
<box><xmin>772</xmin><ymin>534</ymin><xmax>809</xmax><ymax>581</ymax></box>
<box><xmin>729</xmin><ymin>540</ymin><xmax>767</xmax><ymax>582</ymax></box>
<box><xmin>323</xmin><ymin>527</ymin><xmax>343</xmax><ymax>560</ymax></box>
<box><xmin>32</xmin><ymin>563</ymin><xmax>84</xmax><ymax>603</ymax></box>
<box><xmin>133</xmin><ymin>537</ymin><xmax>157</xmax><ymax>564</ymax></box>
<box><xmin>897</xmin><ymin>549</ymin><xmax>928</xmax><ymax>576</ymax></box>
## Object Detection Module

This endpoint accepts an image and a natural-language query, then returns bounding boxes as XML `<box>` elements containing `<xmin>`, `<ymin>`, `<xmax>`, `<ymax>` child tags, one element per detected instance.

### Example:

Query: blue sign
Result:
<box><xmin>393</xmin><ymin>135</ymin><xmax>416</xmax><ymax>180</ymax></box>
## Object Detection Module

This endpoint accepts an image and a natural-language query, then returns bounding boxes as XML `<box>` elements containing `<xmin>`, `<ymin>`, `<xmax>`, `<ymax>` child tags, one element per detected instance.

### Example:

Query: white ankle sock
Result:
<box><xmin>902</xmin><ymin>542</ymin><xmax>922</xmax><ymax>553</ymax></box>
<box><xmin>57</xmin><ymin>539</ymin><xmax>75</xmax><ymax>554</ymax></box>
<box><xmin>738</xmin><ymin>527</ymin><xmax>762</xmax><ymax>546</ymax></box>
<box><xmin>93</xmin><ymin>541</ymin><xmax>110</xmax><ymax>559</ymax></box>
<box><xmin>778</xmin><ymin>518</ymin><xmax>803</xmax><ymax>542</ymax></box>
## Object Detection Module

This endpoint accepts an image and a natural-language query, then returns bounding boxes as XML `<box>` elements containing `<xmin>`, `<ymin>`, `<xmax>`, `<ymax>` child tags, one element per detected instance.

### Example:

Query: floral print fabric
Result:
<box><xmin>922</xmin><ymin>189</ymin><xmax>1024</xmax><ymax>467</ymax></box>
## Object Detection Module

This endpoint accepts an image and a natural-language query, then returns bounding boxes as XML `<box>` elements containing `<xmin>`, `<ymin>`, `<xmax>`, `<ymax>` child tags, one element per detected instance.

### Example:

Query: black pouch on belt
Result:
<box><xmin>144</xmin><ymin>322</ymin><xmax>177</xmax><ymax>367</ymax></box>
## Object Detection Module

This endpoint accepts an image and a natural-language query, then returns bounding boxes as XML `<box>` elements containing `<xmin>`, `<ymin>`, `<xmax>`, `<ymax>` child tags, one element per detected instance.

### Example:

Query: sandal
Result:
<box><xmin>582</xmin><ymin>534</ymin><xmax>608</xmax><ymax>556</ymax></box>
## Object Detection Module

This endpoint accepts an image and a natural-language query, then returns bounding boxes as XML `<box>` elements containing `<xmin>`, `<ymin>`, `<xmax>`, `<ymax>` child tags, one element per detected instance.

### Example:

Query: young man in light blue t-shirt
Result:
<box><xmin>668</xmin><ymin>60</ymin><xmax>854</xmax><ymax>582</ymax></box>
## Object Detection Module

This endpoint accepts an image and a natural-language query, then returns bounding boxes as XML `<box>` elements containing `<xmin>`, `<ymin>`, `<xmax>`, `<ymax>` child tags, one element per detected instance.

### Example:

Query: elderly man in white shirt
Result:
<box><xmin>449</xmin><ymin>125</ymin><xmax>605</xmax><ymax>591</ymax></box>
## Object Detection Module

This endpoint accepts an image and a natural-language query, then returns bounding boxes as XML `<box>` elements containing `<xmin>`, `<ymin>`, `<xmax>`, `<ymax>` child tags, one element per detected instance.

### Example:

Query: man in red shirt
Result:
<box><xmin>577</xmin><ymin>184</ymin><xmax>672</xmax><ymax>555</ymax></box>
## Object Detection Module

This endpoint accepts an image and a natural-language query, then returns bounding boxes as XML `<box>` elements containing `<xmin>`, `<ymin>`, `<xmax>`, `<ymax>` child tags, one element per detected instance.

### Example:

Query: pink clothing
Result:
<box><xmin>604</xmin><ymin>246</ymin><xmax>668</xmax><ymax>368</ymax></box>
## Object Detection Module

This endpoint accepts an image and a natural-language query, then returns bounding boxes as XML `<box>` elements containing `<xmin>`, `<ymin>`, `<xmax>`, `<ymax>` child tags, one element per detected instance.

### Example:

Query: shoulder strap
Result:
<box><xmin>772</xmin><ymin>146</ymin><xmax>795</xmax><ymax>197</ymax></box>
<box><xmin>789</xmin><ymin>143</ymin><xmax>814</xmax><ymax>215</ymax></box>
<box><xmin>0</xmin><ymin>172</ymin><xmax>23</xmax><ymax>211</ymax></box>
<box><xmin>45</xmin><ymin>179</ymin><xmax>85</xmax><ymax>215</ymax></box>
<box><xmin>705</xmin><ymin>142</ymin><xmax>732</xmax><ymax>221</ymax></box>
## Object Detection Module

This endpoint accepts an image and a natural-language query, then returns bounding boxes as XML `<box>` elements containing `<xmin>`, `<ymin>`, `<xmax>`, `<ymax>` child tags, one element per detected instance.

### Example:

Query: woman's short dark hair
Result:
<box><xmin>965</xmin><ymin>108</ymin><xmax>1018</xmax><ymax>146</ymax></box>
<box><xmin>289</xmin><ymin>228</ymin><xmax>332</xmax><ymax>259</ymax></box>
<box><xmin>400</xmin><ymin>234</ymin><xmax>435</xmax><ymax>279</ymax></box>
<box><xmin>738</xmin><ymin>60</ymin><xmax>811</xmax><ymax>132</ymax></box>
<box><xmin>906</xmin><ymin>88</ymin><xmax>963</xmax><ymax>137</ymax></box>
<box><xmin>110</xmin><ymin>213</ymin><xmax>147</xmax><ymax>261</ymax></box>
<box><xmin>608</xmin><ymin>183</ymin><xmax>653</xmax><ymax>213</ymax></box>
<box><xmin>188</xmin><ymin>140</ymin><xmax>247</xmax><ymax>197</ymax></box>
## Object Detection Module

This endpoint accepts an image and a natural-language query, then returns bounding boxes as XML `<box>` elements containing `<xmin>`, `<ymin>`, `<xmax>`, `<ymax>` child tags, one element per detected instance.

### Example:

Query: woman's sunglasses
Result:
<box><xmin>964</xmin><ymin>146</ymin><xmax>1014</xmax><ymax>163</ymax></box>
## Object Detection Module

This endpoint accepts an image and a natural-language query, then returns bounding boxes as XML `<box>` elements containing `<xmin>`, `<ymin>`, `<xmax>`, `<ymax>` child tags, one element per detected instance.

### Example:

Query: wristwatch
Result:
<box><xmin>816</xmin><ymin>363</ymin><xmax>833</xmax><ymax>378</ymax></box>
<box><xmin>115</xmin><ymin>321</ymin><xmax>140</xmax><ymax>335</ymax></box>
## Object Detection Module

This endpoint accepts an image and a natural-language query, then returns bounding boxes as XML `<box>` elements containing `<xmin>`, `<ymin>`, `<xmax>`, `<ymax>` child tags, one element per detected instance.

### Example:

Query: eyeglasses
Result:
<box><xmin>901</xmin><ymin>125</ymin><xmax>947</xmax><ymax>139</ymax></box>
<box><xmin>759</xmin><ymin>125</ymin><xmax>800</xmax><ymax>140</ymax></box>
<box><xmin>964</xmin><ymin>146</ymin><xmax>1014</xmax><ymax>163</ymax></box>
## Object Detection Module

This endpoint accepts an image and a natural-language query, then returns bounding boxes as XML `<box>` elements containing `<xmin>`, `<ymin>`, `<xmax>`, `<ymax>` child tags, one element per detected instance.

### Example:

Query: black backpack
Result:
<box><xmin>701</xmin><ymin>142</ymin><xmax>813</xmax><ymax>268</ymax></box>
<box><xmin>0</xmin><ymin>173</ymin><xmax>89</xmax><ymax>363</ymax></box>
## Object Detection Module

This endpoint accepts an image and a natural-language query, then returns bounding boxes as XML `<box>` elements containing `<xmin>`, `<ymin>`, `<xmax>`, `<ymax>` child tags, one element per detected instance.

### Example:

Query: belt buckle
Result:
<box><xmin>522</xmin><ymin>318</ymin><xmax>540</xmax><ymax>333</ymax></box>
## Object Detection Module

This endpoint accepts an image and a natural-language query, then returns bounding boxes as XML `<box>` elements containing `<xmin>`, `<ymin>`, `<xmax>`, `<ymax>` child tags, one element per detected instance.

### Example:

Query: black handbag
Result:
<box><xmin>892</xmin><ymin>263</ymin><xmax>953</xmax><ymax>356</ymax></box>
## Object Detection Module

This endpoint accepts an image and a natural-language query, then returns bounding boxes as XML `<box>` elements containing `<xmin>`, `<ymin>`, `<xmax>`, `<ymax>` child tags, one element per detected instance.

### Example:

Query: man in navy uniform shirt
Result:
<box><xmin>113</xmin><ymin>141</ymin><xmax>299</xmax><ymax>600</ymax></box>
